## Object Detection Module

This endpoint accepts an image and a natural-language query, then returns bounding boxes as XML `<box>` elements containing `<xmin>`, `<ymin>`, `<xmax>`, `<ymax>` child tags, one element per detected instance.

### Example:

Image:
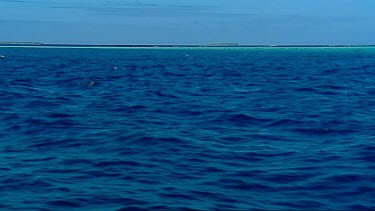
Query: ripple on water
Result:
<box><xmin>0</xmin><ymin>47</ymin><xmax>375</xmax><ymax>210</ymax></box>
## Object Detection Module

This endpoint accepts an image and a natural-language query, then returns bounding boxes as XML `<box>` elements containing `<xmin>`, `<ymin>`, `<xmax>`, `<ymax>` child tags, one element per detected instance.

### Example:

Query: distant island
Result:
<box><xmin>1</xmin><ymin>42</ymin><xmax>375</xmax><ymax>48</ymax></box>
<box><xmin>0</xmin><ymin>42</ymin><xmax>240</xmax><ymax>47</ymax></box>
<box><xmin>0</xmin><ymin>42</ymin><xmax>44</xmax><ymax>45</ymax></box>
<box><xmin>206</xmin><ymin>43</ymin><xmax>240</xmax><ymax>47</ymax></box>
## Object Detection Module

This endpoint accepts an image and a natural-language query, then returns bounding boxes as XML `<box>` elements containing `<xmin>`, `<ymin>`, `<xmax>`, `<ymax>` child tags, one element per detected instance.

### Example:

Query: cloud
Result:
<box><xmin>50</xmin><ymin>3</ymin><xmax>214</xmax><ymax>18</ymax></box>
<box><xmin>0</xmin><ymin>0</ymin><xmax>367</xmax><ymax>27</ymax></box>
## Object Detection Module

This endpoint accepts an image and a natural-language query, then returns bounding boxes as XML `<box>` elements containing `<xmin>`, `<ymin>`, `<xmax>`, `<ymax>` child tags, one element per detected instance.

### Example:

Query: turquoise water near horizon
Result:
<box><xmin>0</xmin><ymin>47</ymin><xmax>375</xmax><ymax>210</ymax></box>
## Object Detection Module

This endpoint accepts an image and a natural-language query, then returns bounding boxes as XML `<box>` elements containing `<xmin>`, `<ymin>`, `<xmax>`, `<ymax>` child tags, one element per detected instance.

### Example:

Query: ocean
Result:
<box><xmin>0</xmin><ymin>46</ymin><xmax>374</xmax><ymax>210</ymax></box>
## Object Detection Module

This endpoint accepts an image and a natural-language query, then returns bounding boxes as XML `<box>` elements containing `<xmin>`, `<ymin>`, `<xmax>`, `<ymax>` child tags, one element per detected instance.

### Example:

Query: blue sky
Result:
<box><xmin>1</xmin><ymin>0</ymin><xmax>375</xmax><ymax>44</ymax></box>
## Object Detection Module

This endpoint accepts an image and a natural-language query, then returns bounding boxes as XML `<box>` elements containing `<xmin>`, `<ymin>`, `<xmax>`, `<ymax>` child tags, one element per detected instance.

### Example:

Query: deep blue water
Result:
<box><xmin>0</xmin><ymin>47</ymin><xmax>375</xmax><ymax>210</ymax></box>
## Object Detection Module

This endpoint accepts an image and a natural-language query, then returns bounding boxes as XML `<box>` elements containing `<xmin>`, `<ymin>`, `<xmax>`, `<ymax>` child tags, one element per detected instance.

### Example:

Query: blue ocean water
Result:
<box><xmin>0</xmin><ymin>46</ymin><xmax>375</xmax><ymax>210</ymax></box>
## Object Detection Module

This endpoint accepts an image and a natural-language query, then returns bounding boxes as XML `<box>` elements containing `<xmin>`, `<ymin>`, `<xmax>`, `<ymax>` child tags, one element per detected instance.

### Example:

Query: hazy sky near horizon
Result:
<box><xmin>1</xmin><ymin>0</ymin><xmax>375</xmax><ymax>44</ymax></box>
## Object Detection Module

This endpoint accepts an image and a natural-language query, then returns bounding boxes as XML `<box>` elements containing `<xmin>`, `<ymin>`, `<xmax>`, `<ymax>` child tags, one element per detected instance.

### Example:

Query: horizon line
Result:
<box><xmin>1</xmin><ymin>42</ymin><xmax>375</xmax><ymax>48</ymax></box>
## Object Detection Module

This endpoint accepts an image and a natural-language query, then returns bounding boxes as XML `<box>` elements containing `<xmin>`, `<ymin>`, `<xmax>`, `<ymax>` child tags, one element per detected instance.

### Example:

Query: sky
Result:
<box><xmin>1</xmin><ymin>0</ymin><xmax>375</xmax><ymax>45</ymax></box>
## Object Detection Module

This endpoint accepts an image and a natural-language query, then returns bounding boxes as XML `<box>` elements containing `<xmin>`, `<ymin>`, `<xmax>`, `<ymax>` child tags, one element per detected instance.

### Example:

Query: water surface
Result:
<box><xmin>0</xmin><ymin>47</ymin><xmax>374</xmax><ymax>210</ymax></box>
